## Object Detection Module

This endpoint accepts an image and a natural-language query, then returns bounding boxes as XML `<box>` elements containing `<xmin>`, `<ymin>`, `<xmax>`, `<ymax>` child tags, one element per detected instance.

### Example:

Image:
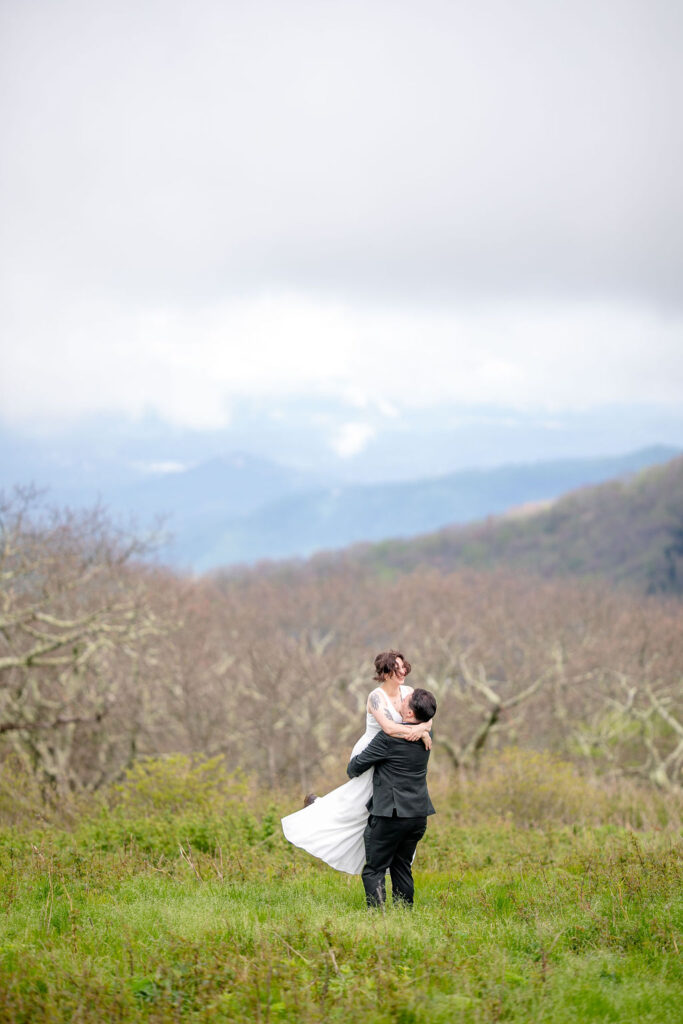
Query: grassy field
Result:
<box><xmin>0</xmin><ymin>757</ymin><xmax>681</xmax><ymax>1023</ymax></box>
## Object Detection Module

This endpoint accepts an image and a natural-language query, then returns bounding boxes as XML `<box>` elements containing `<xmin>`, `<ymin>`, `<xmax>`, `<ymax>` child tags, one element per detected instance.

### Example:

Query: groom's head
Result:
<box><xmin>401</xmin><ymin>688</ymin><xmax>437</xmax><ymax>723</ymax></box>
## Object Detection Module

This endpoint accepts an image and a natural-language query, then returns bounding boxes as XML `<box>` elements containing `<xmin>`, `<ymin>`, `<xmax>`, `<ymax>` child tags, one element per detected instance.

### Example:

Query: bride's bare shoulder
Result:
<box><xmin>366</xmin><ymin>687</ymin><xmax>384</xmax><ymax>710</ymax></box>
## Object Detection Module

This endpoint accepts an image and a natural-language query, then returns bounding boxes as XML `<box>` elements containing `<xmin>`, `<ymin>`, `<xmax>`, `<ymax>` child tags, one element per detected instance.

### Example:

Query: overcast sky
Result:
<box><xmin>1</xmin><ymin>0</ymin><xmax>682</xmax><ymax>433</ymax></box>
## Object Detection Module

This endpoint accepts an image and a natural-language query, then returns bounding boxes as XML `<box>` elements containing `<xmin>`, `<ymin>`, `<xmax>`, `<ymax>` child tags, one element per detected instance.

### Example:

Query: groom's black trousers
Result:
<box><xmin>362</xmin><ymin>812</ymin><xmax>427</xmax><ymax>907</ymax></box>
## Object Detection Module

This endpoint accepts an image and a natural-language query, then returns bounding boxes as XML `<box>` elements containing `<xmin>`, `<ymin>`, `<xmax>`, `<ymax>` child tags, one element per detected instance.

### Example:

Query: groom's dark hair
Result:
<box><xmin>408</xmin><ymin>688</ymin><xmax>437</xmax><ymax>722</ymax></box>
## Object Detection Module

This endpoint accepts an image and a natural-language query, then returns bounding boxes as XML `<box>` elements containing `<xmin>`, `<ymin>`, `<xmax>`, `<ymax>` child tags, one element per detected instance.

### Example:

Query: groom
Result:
<box><xmin>346</xmin><ymin>688</ymin><xmax>437</xmax><ymax>908</ymax></box>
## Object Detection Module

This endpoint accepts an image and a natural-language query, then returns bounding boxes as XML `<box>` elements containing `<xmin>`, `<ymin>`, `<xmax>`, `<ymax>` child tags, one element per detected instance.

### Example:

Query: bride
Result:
<box><xmin>281</xmin><ymin>649</ymin><xmax>432</xmax><ymax>874</ymax></box>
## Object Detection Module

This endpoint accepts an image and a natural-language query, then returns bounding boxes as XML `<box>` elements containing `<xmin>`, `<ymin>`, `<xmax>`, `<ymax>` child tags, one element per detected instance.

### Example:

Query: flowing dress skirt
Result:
<box><xmin>280</xmin><ymin>734</ymin><xmax>374</xmax><ymax>875</ymax></box>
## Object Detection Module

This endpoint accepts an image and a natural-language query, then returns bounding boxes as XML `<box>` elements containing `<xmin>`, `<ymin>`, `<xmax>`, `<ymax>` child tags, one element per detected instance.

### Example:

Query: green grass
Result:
<box><xmin>0</xmin><ymin>804</ymin><xmax>680</xmax><ymax>1023</ymax></box>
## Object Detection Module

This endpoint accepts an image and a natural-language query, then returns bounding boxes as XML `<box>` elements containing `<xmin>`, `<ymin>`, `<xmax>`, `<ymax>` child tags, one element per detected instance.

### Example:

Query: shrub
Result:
<box><xmin>112</xmin><ymin>754</ymin><xmax>248</xmax><ymax>817</ymax></box>
<box><xmin>71</xmin><ymin>755</ymin><xmax>284</xmax><ymax>860</ymax></box>
<box><xmin>457</xmin><ymin>747</ymin><xmax>611</xmax><ymax>827</ymax></box>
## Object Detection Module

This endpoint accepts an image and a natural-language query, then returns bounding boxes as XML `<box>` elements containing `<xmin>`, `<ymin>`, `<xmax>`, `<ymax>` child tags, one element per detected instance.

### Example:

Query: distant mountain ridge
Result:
<box><xmin>189</xmin><ymin>445</ymin><xmax>679</xmax><ymax>570</ymax></box>
<box><xmin>331</xmin><ymin>455</ymin><xmax>683</xmax><ymax>594</ymax></box>
<box><xmin>114</xmin><ymin>453</ymin><xmax>324</xmax><ymax>563</ymax></box>
<box><xmin>2</xmin><ymin>433</ymin><xmax>679</xmax><ymax>573</ymax></box>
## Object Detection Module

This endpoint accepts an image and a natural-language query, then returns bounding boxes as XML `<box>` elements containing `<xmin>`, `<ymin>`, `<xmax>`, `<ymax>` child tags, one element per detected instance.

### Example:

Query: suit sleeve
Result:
<box><xmin>346</xmin><ymin>732</ymin><xmax>392</xmax><ymax>778</ymax></box>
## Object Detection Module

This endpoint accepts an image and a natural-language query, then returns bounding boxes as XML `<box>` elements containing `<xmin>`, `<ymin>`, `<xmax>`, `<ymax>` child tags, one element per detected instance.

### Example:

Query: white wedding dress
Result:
<box><xmin>281</xmin><ymin>685</ymin><xmax>411</xmax><ymax>874</ymax></box>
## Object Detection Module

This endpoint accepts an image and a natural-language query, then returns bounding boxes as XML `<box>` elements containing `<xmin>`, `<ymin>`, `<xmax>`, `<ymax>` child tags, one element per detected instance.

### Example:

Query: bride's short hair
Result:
<box><xmin>373</xmin><ymin>649</ymin><xmax>412</xmax><ymax>681</ymax></box>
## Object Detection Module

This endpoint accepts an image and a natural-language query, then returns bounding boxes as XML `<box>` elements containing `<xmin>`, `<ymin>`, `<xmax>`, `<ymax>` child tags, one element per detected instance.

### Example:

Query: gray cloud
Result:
<box><xmin>1</xmin><ymin>1</ymin><xmax>682</xmax><ymax>434</ymax></box>
<box><xmin>1</xmin><ymin>0</ymin><xmax>681</xmax><ymax>307</ymax></box>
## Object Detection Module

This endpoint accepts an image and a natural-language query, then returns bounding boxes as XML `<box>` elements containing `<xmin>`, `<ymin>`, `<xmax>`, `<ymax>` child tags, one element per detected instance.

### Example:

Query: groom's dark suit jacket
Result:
<box><xmin>347</xmin><ymin>731</ymin><xmax>435</xmax><ymax>818</ymax></box>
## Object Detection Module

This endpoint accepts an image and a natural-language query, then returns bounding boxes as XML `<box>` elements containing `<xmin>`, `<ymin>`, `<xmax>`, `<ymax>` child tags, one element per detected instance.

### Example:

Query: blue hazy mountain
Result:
<box><xmin>2</xmin><ymin>410</ymin><xmax>680</xmax><ymax>572</ymax></box>
<box><xmin>116</xmin><ymin>453</ymin><xmax>320</xmax><ymax>520</ymax></box>
<box><xmin>116</xmin><ymin>453</ymin><xmax>326</xmax><ymax>563</ymax></box>
<box><xmin>188</xmin><ymin>446</ymin><xmax>680</xmax><ymax>571</ymax></box>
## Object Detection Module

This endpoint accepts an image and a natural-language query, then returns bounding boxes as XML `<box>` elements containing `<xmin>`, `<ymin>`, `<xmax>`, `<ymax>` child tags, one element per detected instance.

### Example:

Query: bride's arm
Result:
<box><xmin>367</xmin><ymin>691</ymin><xmax>433</xmax><ymax>747</ymax></box>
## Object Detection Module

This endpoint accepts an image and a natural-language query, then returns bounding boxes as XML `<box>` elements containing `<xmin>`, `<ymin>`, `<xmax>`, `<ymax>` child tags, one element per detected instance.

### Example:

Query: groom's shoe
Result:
<box><xmin>303</xmin><ymin>793</ymin><xmax>318</xmax><ymax>807</ymax></box>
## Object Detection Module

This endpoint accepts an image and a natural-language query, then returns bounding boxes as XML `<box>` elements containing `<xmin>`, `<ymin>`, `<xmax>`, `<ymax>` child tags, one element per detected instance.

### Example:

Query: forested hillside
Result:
<box><xmin>325</xmin><ymin>455</ymin><xmax>683</xmax><ymax>594</ymax></box>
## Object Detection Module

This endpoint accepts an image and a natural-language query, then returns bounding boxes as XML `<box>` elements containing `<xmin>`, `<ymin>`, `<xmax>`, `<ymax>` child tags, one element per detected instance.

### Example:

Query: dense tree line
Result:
<box><xmin>1</xmin><ymin>490</ymin><xmax>681</xmax><ymax>800</ymax></box>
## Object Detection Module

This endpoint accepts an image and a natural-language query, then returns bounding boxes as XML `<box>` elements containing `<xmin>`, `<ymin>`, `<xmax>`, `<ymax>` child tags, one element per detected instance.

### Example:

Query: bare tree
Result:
<box><xmin>0</xmin><ymin>490</ymin><xmax>161</xmax><ymax>795</ymax></box>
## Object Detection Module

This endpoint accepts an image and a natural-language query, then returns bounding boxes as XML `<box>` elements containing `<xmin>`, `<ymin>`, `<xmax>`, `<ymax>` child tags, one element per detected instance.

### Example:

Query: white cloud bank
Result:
<box><xmin>2</xmin><ymin>291</ymin><xmax>681</xmax><ymax>431</ymax></box>
<box><xmin>1</xmin><ymin>1</ymin><xmax>682</xmax><ymax>435</ymax></box>
<box><xmin>332</xmin><ymin>422</ymin><xmax>377</xmax><ymax>459</ymax></box>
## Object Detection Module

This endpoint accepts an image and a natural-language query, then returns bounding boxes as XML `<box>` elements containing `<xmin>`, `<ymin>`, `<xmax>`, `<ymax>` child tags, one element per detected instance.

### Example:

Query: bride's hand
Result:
<box><xmin>406</xmin><ymin>724</ymin><xmax>431</xmax><ymax>747</ymax></box>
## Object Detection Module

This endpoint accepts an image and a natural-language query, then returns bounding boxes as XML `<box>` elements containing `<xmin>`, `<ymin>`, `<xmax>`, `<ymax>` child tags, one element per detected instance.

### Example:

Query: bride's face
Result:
<box><xmin>393</xmin><ymin>657</ymin><xmax>407</xmax><ymax>681</ymax></box>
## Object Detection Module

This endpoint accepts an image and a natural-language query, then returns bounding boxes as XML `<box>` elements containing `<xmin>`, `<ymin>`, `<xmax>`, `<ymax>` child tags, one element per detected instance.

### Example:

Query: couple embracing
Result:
<box><xmin>281</xmin><ymin>650</ymin><xmax>437</xmax><ymax>908</ymax></box>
